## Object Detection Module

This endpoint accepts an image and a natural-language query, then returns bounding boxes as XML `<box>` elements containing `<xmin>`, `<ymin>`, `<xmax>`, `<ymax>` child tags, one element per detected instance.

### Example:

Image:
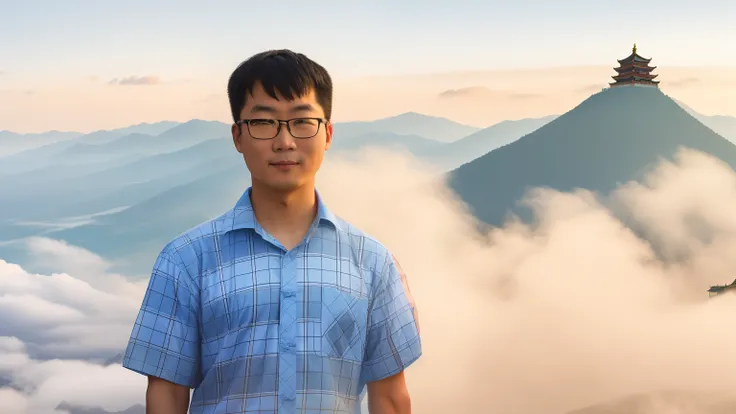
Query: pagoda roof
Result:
<box><xmin>610</xmin><ymin>78</ymin><xmax>660</xmax><ymax>84</ymax></box>
<box><xmin>617</xmin><ymin>54</ymin><xmax>652</xmax><ymax>64</ymax></box>
<box><xmin>614</xmin><ymin>65</ymin><xmax>657</xmax><ymax>73</ymax></box>
<box><xmin>612</xmin><ymin>72</ymin><xmax>658</xmax><ymax>81</ymax></box>
<box><xmin>609</xmin><ymin>78</ymin><xmax>660</xmax><ymax>86</ymax></box>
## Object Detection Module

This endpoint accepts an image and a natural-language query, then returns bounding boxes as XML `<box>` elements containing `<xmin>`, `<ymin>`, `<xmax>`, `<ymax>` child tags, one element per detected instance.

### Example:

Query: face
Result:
<box><xmin>232</xmin><ymin>82</ymin><xmax>333</xmax><ymax>193</ymax></box>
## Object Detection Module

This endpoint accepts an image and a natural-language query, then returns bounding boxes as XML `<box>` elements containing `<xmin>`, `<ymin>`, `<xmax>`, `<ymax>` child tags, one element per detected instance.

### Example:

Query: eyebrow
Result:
<box><xmin>289</xmin><ymin>104</ymin><xmax>316</xmax><ymax>113</ymax></box>
<box><xmin>250</xmin><ymin>104</ymin><xmax>276</xmax><ymax>114</ymax></box>
<box><xmin>249</xmin><ymin>103</ymin><xmax>318</xmax><ymax>115</ymax></box>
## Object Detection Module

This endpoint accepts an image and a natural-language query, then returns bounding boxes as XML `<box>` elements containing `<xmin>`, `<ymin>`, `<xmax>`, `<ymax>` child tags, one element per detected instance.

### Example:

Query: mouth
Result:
<box><xmin>269</xmin><ymin>160</ymin><xmax>299</xmax><ymax>166</ymax></box>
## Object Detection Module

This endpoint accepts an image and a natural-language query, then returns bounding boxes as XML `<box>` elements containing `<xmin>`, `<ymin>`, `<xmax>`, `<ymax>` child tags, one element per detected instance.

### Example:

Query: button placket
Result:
<box><xmin>278</xmin><ymin>251</ymin><xmax>298</xmax><ymax>406</ymax></box>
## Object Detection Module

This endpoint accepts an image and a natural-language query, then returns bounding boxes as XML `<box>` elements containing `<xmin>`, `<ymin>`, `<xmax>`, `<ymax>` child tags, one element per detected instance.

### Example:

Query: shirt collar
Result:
<box><xmin>223</xmin><ymin>186</ymin><xmax>340</xmax><ymax>234</ymax></box>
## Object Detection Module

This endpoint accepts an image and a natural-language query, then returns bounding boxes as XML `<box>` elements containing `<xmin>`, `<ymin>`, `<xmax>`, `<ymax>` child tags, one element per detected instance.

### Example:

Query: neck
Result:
<box><xmin>249</xmin><ymin>180</ymin><xmax>318</xmax><ymax>245</ymax></box>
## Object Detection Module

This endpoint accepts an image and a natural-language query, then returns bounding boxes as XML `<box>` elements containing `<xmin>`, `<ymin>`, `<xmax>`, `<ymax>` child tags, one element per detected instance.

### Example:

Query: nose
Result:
<box><xmin>272</xmin><ymin>121</ymin><xmax>297</xmax><ymax>152</ymax></box>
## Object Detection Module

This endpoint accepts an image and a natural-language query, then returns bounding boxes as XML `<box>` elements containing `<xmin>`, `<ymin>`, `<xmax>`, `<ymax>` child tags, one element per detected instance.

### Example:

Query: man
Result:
<box><xmin>121</xmin><ymin>49</ymin><xmax>422</xmax><ymax>414</ymax></box>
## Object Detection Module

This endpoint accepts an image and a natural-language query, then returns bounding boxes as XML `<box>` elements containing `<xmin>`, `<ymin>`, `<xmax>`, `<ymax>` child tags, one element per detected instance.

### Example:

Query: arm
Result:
<box><xmin>367</xmin><ymin>371</ymin><xmax>412</xmax><ymax>414</ymax></box>
<box><xmin>362</xmin><ymin>253</ymin><xmax>422</xmax><ymax>414</ymax></box>
<box><xmin>146</xmin><ymin>376</ymin><xmax>190</xmax><ymax>414</ymax></box>
<box><xmin>121</xmin><ymin>247</ymin><xmax>201</xmax><ymax>414</ymax></box>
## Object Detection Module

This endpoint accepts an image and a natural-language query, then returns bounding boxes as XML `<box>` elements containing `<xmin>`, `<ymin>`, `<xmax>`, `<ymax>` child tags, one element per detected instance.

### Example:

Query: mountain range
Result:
<box><xmin>0</xmin><ymin>111</ymin><xmax>546</xmax><ymax>274</ymax></box>
<box><xmin>1</xmin><ymin>94</ymin><xmax>735</xmax><ymax>276</ymax></box>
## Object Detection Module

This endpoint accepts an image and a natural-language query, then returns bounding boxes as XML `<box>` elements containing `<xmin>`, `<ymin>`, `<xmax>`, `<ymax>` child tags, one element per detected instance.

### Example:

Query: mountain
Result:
<box><xmin>51</xmin><ymin>164</ymin><xmax>251</xmax><ymax>273</ymax></box>
<box><xmin>330</xmin><ymin>131</ymin><xmax>444</xmax><ymax>155</ymax></box>
<box><xmin>0</xmin><ymin>120</ymin><xmax>226</xmax><ymax>178</ymax></box>
<box><xmin>424</xmin><ymin>115</ymin><xmax>557</xmax><ymax>169</ymax></box>
<box><xmin>0</xmin><ymin>120</ymin><xmax>179</xmax><ymax>160</ymax></box>
<box><xmin>0</xmin><ymin>139</ymin><xmax>81</xmax><ymax>175</ymax></box>
<box><xmin>71</xmin><ymin>121</ymin><xmax>181</xmax><ymax>145</ymax></box>
<box><xmin>74</xmin><ymin>119</ymin><xmax>229</xmax><ymax>158</ymax></box>
<box><xmin>55</xmin><ymin>133</ymin><xmax>155</xmax><ymax>161</ymax></box>
<box><xmin>329</xmin><ymin>116</ymin><xmax>556</xmax><ymax>168</ymax></box>
<box><xmin>0</xmin><ymin>113</ymin><xmax>467</xmax><ymax>171</ymax></box>
<box><xmin>0</xmin><ymin>130</ymin><xmax>82</xmax><ymax>156</ymax></box>
<box><xmin>333</xmin><ymin>112</ymin><xmax>479</xmax><ymax>143</ymax></box>
<box><xmin>136</xmin><ymin>119</ymin><xmax>229</xmax><ymax>150</ymax></box>
<box><xmin>675</xmin><ymin>100</ymin><xmax>736</xmax><ymax>143</ymax></box>
<box><xmin>0</xmin><ymin>138</ymin><xmax>237</xmax><ymax>221</ymax></box>
<box><xmin>689</xmin><ymin>113</ymin><xmax>736</xmax><ymax>143</ymax></box>
<box><xmin>0</xmin><ymin>153</ymin><xmax>143</xmax><ymax>191</ymax></box>
<box><xmin>88</xmin><ymin>120</ymin><xmax>180</xmax><ymax>139</ymax></box>
<box><xmin>449</xmin><ymin>86</ymin><xmax>736</xmax><ymax>227</ymax></box>
<box><xmin>700</xmin><ymin>115</ymin><xmax>736</xmax><ymax>142</ymax></box>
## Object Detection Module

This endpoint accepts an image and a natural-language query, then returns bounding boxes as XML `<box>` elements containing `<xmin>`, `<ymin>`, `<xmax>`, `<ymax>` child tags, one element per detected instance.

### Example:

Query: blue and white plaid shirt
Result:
<box><xmin>122</xmin><ymin>187</ymin><xmax>422</xmax><ymax>413</ymax></box>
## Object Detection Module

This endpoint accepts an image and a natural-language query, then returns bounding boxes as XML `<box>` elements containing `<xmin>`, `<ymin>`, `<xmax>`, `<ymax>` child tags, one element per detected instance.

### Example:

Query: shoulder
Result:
<box><xmin>155</xmin><ymin>210</ymin><xmax>235</xmax><ymax>279</ymax></box>
<box><xmin>330</xmin><ymin>215</ymin><xmax>396</xmax><ymax>277</ymax></box>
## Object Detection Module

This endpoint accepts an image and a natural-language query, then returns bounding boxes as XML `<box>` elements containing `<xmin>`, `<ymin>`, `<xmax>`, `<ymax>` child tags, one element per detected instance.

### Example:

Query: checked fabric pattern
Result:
<box><xmin>122</xmin><ymin>188</ymin><xmax>422</xmax><ymax>413</ymax></box>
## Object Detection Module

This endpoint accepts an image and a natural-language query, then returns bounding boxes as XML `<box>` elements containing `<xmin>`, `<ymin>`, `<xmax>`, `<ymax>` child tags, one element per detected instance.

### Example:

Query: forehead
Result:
<box><xmin>242</xmin><ymin>82</ymin><xmax>322</xmax><ymax>117</ymax></box>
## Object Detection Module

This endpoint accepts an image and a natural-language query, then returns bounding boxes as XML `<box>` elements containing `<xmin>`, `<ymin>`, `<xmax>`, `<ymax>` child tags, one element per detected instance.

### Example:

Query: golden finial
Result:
<box><xmin>633</xmin><ymin>43</ymin><xmax>637</xmax><ymax>54</ymax></box>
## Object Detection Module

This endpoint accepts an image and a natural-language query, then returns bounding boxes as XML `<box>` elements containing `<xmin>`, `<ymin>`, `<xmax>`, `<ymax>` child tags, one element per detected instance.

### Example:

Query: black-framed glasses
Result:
<box><xmin>235</xmin><ymin>117</ymin><xmax>326</xmax><ymax>140</ymax></box>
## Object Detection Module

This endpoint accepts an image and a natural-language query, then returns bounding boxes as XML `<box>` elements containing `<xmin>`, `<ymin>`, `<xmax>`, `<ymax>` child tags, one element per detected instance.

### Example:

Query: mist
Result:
<box><xmin>2</xmin><ymin>146</ymin><xmax>736</xmax><ymax>413</ymax></box>
<box><xmin>318</xmin><ymin>147</ymin><xmax>736</xmax><ymax>414</ymax></box>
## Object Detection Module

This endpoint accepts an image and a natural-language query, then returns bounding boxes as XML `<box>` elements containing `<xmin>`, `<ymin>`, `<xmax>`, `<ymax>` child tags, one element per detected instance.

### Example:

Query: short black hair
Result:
<box><xmin>227</xmin><ymin>49</ymin><xmax>333</xmax><ymax>123</ymax></box>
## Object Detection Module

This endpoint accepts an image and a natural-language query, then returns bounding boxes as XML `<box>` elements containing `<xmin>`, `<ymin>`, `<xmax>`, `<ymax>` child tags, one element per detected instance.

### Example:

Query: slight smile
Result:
<box><xmin>270</xmin><ymin>160</ymin><xmax>300</xmax><ymax>170</ymax></box>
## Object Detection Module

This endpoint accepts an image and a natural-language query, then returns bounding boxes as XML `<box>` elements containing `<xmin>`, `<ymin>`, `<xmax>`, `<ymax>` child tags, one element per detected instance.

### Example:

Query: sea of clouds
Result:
<box><xmin>2</xmin><ymin>147</ymin><xmax>736</xmax><ymax>413</ymax></box>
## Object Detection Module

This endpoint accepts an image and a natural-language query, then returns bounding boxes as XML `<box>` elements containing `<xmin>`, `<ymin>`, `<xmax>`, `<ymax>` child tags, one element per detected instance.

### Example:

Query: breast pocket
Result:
<box><xmin>312</xmin><ymin>258</ymin><xmax>369</xmax><ymax>362</ymax></box>
<box><xmin>321</xmin><ymin>290</ymin><xmax>368</xmax><ymax>362</ymax></box>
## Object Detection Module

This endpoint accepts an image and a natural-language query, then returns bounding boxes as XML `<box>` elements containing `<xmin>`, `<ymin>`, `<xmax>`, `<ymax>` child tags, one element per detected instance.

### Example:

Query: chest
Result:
<box><xmin>197</xmin><ymin>232</ymin><xmax>371</xmax><ymax>340</ymax></box>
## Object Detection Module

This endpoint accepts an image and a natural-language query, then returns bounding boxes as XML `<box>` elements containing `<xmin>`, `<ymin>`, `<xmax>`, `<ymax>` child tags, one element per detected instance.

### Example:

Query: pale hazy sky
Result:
<box><xmin>1</xmin><ymin>0</ymin><xmax>734</xmax><ymax>133</ymax></box>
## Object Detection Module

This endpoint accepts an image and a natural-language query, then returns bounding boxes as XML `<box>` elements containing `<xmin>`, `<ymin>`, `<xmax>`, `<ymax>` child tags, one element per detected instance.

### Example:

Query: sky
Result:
<box><xmin>0</xmin><ymin>0</ymin><xmax>735</xmax><ymax>132</ymax></box>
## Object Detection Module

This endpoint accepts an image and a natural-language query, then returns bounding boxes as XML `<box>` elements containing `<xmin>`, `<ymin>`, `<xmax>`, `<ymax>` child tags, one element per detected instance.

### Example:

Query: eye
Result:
<box><xmin>292</xmin><ymin>118</ymin><xmax>318</xmax><ymax>125</ymax></box>
<box><xmin>250</xmin><ymin>119</ymin><xmax>276</xmax><ymax>126</ymax></box>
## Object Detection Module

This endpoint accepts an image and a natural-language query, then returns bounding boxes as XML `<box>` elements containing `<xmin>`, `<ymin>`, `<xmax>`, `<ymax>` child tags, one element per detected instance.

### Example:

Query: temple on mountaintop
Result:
<box><xmin>609</xmin><ymin>44</ymin><xmax>660</xmax><ymax>88</ymax></box>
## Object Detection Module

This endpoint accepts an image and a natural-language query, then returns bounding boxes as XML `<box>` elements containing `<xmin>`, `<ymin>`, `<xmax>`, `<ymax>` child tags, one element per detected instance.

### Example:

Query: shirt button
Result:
<box><xmin>282</xmin><ymin>290</ymin><xmax>296</xmax><ymax>298</ymax></box>
<box><xmin>283</xmin><ymin>394</ymin><xmax>295</xmax><ymax>401</ymax></box>
<box><xmin>280</xmin><ymin>341</ymin><xmax>295</xmax><ymax>352</ymax></box>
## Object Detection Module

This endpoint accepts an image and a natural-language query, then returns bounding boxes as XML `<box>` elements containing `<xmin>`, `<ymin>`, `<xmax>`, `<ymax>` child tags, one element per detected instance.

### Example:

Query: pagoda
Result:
<box><xmin>609</xmin><ymin>43</ymin><xmax>660</xmax><ymax>88</ymax></box>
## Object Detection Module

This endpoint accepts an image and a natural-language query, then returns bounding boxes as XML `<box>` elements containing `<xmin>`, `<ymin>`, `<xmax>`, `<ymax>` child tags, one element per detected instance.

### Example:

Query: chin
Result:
<box><xmin>263</xmin><ymin>179</ymin><xmax>305</xmax><ymax>192</ymax></box>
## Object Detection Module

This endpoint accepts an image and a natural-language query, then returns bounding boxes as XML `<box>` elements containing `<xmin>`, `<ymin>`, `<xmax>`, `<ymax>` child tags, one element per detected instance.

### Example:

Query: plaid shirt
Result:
<box><xmin>122</xmin><ymin>187</ymin><xmax>422</xmax><ymax>413</ymax></box>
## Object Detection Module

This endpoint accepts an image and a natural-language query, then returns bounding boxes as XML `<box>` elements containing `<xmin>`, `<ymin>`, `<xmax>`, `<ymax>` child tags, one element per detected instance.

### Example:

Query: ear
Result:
<box><xmin>232</xmin><ymin>123</ymin><xmax>243</xmax><ymax>154</ymax></box>
<box><xmin>324</xmin><ymin>121</ymin><xmax>333</xmax><ymax>151</ymax></box>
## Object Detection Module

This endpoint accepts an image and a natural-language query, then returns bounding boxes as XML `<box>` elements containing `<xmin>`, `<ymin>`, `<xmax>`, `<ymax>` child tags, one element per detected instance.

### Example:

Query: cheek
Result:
<box><xmin>240</xmin><ymin>141</ymin><xmax>268</xmax><ymax>168</ymax></box>
<box><xmin>299</xmin><ymin>142</ymin><xmax>325</xmax><ymax>164</ymax></box>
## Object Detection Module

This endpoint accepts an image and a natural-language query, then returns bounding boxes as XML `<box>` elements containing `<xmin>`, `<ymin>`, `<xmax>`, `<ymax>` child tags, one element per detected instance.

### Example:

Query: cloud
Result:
<box><xmin>437</xmin><ymin>86</ymin><xmax>540</xmax><ymax>101</ymax></box>
<box><xmin>0</xmin><ymin>238</ymin><xmax>147</xmax><ymax>362</ymax></box>
<box><xmin>0</xmin><ymin>336</ymin><xmax>145</xmax><ymax>414</ymax></box>
<box><xmin>315</xmin><ymin>147</ymin><xmax>736</xmax><ymax>414</ymax></box>
<box><xmin>3</xmin><ymin>146</ymin><xmax>736</xmax><ymax>412</ymax></box>
<box><xmin>107</xmin><ymin>76</ymin><xmax>161</xmax><ymax>86</ymax></box>
<box><xmin>0</xmin><ymin>240</ymin><xmax>148</xmax><ymax>413</ymax></box>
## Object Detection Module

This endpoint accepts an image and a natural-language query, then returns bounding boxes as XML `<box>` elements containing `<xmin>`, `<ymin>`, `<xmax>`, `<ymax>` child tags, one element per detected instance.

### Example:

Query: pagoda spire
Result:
<box><xmin>632</xmin><ymin>43</ymin><xmax>637</xmax><ymax>54</ymax></box>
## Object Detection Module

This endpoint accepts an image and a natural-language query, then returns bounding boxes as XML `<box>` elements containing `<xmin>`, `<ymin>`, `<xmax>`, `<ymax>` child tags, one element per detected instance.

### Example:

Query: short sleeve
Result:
<box><xmin>361</xmin><ymin>253</ymin><xmax>422</xmax><ymax>383</ymax></box>
<box><xmin>121</xmin><ymin>247</ymin><xmax>201</xmax><ymax>388</ymax></box>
